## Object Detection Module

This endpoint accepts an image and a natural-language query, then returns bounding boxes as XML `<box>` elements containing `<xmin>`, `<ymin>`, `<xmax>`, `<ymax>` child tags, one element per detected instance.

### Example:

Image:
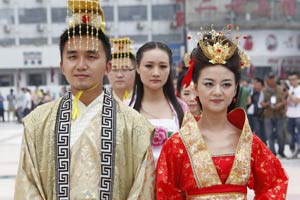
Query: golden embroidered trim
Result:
<box><xmin>186</xmin><ymin>192</ymin><xmax>246</xmax><ymax>200</ymax></box>
<box><xmin>180</xmin><ymin>112</ymin><xmax>222</xmax><ymax>187</ymax></box>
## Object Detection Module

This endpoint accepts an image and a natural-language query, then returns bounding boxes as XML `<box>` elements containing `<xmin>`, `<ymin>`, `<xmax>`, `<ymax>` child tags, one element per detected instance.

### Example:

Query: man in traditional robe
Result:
<box><xmin>14</xmin><ymin>2</ymin><xmax>155</xmax><ymax>199</ymax></box>
<box><xmin>108</xmin><ymin>37</ymin><xmax>136</xmax><ymax>102</ymax></box>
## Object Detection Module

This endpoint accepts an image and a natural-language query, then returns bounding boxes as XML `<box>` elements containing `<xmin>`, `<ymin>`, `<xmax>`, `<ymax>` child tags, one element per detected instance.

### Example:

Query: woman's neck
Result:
<box><xmin>142</xmin><ymin>87</ymin><xmax>166</xmax><ymax>103</ymax></box>
<box><xmin>141</xmin><ymin>87</ymin><xmax>173</xmax><ymax>119</ymax></box>
<box><xmin>199</xmin><ymin>110</ymin><xmax>229</xmax><ymax>131</ymax></box>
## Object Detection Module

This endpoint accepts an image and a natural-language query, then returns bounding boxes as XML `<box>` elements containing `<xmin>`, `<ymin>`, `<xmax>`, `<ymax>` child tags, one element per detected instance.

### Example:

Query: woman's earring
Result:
<box><xmin>232</xmin><ymin>97</ymin><xmax>237</xmax><ymax>103</ymax></box>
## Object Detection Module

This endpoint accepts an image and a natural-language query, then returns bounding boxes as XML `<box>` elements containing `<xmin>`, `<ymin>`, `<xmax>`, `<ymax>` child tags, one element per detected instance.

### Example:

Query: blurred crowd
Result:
<box><xmin>0</xmin><ymin>86</ymin><xmax>67</xmax><ymax>123</ymax></box>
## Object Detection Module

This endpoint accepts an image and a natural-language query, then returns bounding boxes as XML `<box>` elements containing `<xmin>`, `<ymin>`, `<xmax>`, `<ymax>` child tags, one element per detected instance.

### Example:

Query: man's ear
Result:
<box><xmin>105</xmin><ymin>60</ymin><xmax>112</xmax><ymax>75</ymax></box>
<box><xmin>60</xmin><ymin>61</ymin><xmax>64</xmax><ymax>74</ymax></box>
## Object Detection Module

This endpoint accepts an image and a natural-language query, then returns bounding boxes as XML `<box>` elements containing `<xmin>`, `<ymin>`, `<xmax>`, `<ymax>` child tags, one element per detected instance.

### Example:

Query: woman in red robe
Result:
<box><xmin>156</xmin><ymin>29</ymin><xmax>288</xmax><ymax>199</ymax></box>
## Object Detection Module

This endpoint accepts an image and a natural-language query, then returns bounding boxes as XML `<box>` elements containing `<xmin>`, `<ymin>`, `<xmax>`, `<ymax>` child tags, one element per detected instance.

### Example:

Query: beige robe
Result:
<box><xmin>14</xmin><ymin>92</ymin><xmax>155</xmax><ymax>200</ymax></box>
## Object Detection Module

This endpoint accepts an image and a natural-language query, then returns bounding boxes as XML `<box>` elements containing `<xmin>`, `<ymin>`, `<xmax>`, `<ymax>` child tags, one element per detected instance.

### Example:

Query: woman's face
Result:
<box><xmin>180</xmin><ymin>83</ymin><xmax>201</xmax><ymax>115</ymax></box>
<box><xmin>195</xmin><ymin>65</ymin><xmax>237</xmax><ymax>113</ymax></box>
<box><xmin>137</xmin><ymin>48</ymin><xmax>170</xmax><ymax>91</ymax></box>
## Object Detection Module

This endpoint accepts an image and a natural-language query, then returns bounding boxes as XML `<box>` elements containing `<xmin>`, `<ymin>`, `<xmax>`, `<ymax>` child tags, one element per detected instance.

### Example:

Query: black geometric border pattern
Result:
<box><xmin>99</xmin><ymin>89</ymin><xmax>117</xmax><ymax>200</ymax></box>
<box><xmin>55</xmin><ymin>92</ymin><xmax>71</xmax><ymax>200</ymax></box>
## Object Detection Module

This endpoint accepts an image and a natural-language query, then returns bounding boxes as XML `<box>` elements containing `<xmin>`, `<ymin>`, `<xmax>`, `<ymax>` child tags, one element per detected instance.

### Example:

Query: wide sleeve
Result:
<box><xmin>14</xmin><ymin>127</ymin><xmax>46</xmax><ymax>200</ymax></box>
<box><xmin>248</xmin><ymin>135</ymin><xmax>288</xmax><ymax>200</ymax></box>
<box><xmin>156</xmin><ymin>135</ymin><xmax>185</xmax><ymax>200</ymax></box>
<box><xmin>127</xmin><ymin>147</ymin><xmax>156</xmax><ymax>200</ymax></box>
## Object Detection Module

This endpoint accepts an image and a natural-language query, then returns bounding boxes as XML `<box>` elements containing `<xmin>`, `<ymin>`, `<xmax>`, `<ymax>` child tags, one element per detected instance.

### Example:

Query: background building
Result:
<box><xmin>0</xmin><ymin>0</ymin><xmax>300</xmax><ymax>97</ymax></box>
<box><xmin>184</xmin><ymin>0</ymin><xmax>300</xmax><ymax>80</ymax></box>
<box><xmin>0</xmin><ymin>0</ymin><xmax>184</xmax><ymax>97</ymax></box>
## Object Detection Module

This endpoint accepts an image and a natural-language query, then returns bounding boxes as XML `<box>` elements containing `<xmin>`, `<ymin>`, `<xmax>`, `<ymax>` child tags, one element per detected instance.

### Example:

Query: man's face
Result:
<box><xmin>266</xmin><ymin>76</ymin><xmax>276</xmax><ymax>87</ymax></box>
<box><xmin>107</xmin><ymin>57</ymin><xmax>136</xmax><ymax>91</ymax></box>
<box><xmin>288</xmin><ymin>74</ymin><xmax>299</xmax><ymax>87</ymax></box>
<box><xmin>60</xmin><ymin>36</ymin><xmax>111</xmax><ymax>94</ymax></box>
<box><xmin>253</xmin><ymin>80</ymin><xmax>263</xmax><ymax>91</ymax></box>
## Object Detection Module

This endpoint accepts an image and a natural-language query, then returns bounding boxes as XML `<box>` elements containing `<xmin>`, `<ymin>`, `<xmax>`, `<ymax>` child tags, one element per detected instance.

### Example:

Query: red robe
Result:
<box><xmin>156</xmin><ymin>109</ymin><xmax>288</xmax><ymax>200</ymax></box>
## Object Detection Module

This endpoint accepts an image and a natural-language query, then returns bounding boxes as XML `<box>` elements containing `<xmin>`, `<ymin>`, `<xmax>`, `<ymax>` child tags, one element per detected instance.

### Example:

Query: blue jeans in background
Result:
<box><xmin>248</xmin><ymin>114</ymin><xmax>266</xmax><ymax>144</ymax></box>
<box><xmin>264</xmin><ymin>117</ymin><xmax>285</xmax><ymax>156</ymax></box>
<box><xmin>287</xmin><ymin>117</ymin><xmax>300</xmax><ymax>151</ymax></box>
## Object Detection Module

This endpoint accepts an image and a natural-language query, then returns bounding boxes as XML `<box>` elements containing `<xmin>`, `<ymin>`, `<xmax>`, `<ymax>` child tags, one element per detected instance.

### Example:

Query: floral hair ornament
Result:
<box><xmin>67</xmin><ymin>0</ymin><xmax>105</xmax><ymax>50</ymax></box>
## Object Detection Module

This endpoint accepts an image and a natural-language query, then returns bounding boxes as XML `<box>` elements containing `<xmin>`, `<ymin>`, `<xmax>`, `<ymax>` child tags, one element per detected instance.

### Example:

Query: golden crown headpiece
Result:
<box><xmin>67</xmin><ymin>0</ymin><xmax>105</xmax><ymax>50</ymax></box>
<box><xmin>67</xmin><ymin>0</ymin><xmax>105</xmax><ymax>31</ymax></box>
<box><xmin>110</xmin><ymin>37</ymin><xmax>135</xmax><ymax>71</ymax></box>
<box><xmin>196</xmin><ymin>24</ymin><xmax>250</xmax><ymax>68</ymax></box>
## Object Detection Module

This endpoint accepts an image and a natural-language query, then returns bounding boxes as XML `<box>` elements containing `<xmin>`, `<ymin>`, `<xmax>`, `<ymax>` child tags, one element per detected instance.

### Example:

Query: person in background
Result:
<box><xmin>0</xmin><ymin>92</ymin><xmax>5</xmax><ymax>122</ymax></box>
<box><xmin>32</xmin><ymin>86</ymin><xmax>43</xmax><ymax>108</ymax></box>
<box><xmin>129</xmin><ymin>41</ymin><xmax>188</xmax><ymax>163</ymax></box>
<box><xmin>107</xmin><ymin>37</ymin><xmax>136</xmax><ymax>101</ymax></box>
<box><xmin>156</xmin><ymin>27</ymin><xmax>288</xmax><ymax>199</ymax></box>
<box><xmin>236</xmin><ymin>78</ymin><xmax>251</xmax><ymax>110</ymax></box>
<box><xmin>23</xmin><ymin>88</ymin><xmax>32</xmax><ymax>117</ymax></box>
<box><xmin>42</xmin><ymin>89</ymin><xmax>54</xmax><ymax>103</ymax></box>
<box><xmin>247</xmin><ymin>77</ymin><xmax>266</xmax><ymax>143</ymax></box>
<box><xmin>177</xmin><ymin>52</ymin><xmax>202</xmax><ymax>119</ymax></box>
<box><xmin>261</xmin><ymin>72</ymin><xmax>287</xmax><ymax>158</ymax></box>
<box><xmin>14</xmin><ymin>1</ymin><xmax>155</xmax><ymax>199</ymax></box>
<box><xmin>59</xmin><ymin>85</ymin><xmax>67</xmax><ymax>97</ymax></box>
<box><xmin>6</xmin><ymin>89</ymin><xmax>16</xmax><ymax>122</ymax></box>
<box><xmin>286</xmin><ymin>72</ymin><xmax>300</xmax><ymax>158</ymax></box>
<box><xmin>15</xmin><ymin>87</ymin><xmax>25</xmax><ymax>123</ymax></box>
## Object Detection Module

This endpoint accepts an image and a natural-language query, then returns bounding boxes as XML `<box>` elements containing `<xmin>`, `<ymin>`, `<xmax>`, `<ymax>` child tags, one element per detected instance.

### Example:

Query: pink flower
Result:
<box><xmin>152</xmin><ymin>127</ymin><xmax>168</xmax><ymax>147</ymax></box>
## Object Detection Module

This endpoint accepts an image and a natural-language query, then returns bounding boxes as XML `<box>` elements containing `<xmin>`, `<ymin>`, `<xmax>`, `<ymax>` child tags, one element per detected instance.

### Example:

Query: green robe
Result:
<box><xmin>14</xmin><ymin>90</ymin><xmax>155</xmax><ymax>200</ymax></box>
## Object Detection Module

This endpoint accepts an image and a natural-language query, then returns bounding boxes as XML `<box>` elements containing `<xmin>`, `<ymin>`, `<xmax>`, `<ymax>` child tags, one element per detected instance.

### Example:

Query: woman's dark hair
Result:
<box><xmin>59</xmin><ymin>24</ymin><xmax>111</xmax><ymax>63</ymax></box>
<box><xmin>129</xmin><ymin>41</ymin><xmax>184</xmax><ymax>127</ymax></box>
<box><xmin>191</xmin><ymin>36</ymin><xmax>241</xmax><ymax>112</ymax></box>
<box><xmin>176</xmin><ymin>68</ymin><xmax>189</xmax><ymax>96</ymax></box>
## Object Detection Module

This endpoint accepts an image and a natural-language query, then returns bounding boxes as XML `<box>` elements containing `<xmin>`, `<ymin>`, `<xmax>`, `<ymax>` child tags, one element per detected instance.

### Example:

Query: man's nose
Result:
<box><xmin>77</xmin><ymin>57</ymin><xmax>87</xmax><ymax>70</ymax></box>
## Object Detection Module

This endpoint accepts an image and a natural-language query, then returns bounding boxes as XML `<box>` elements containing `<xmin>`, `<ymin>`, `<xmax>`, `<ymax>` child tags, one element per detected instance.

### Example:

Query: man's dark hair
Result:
<box><xmin>254</xmin><ymin>77</ymin><xmax>264</xmax><ymax>86</ymax></box>
<box><xmin>59</xmin><ymin>24</ymin><xmax>111</xmax><ymax>62</ymax></box>
<box><xmin>288</xmin><ymin>72</ymin><xmax>299</xmax><ymax>78</ymax></box>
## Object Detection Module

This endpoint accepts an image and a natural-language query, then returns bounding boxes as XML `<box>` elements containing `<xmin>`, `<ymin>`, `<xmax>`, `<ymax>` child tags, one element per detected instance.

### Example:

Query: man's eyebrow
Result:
<box><xmin>86</xmin><ymin>50</ymin><xmax>98</xmax><ymax>54</ymax></box>
<box><xmin>66</xmin><ymin>50</ymin><xmax>77</xmax><ymax>54</ymax></box>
